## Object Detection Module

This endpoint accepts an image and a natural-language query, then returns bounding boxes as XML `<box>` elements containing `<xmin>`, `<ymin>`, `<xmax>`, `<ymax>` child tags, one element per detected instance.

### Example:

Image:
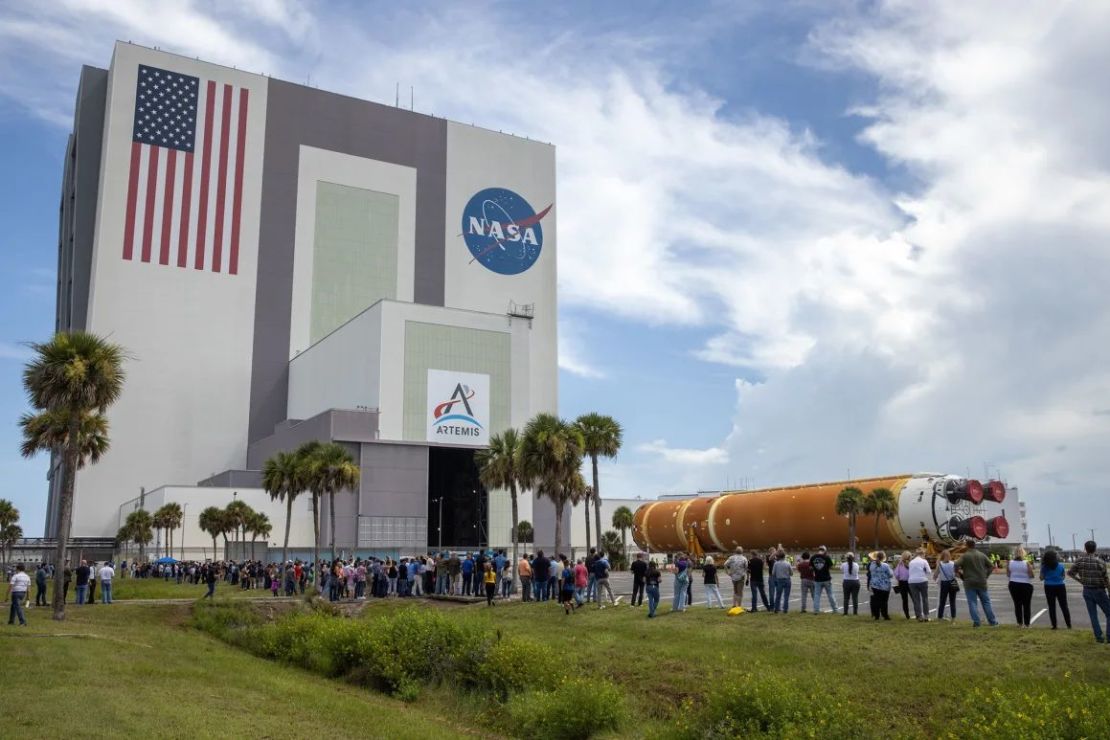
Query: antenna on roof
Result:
<box><xmin>395</xmin><ymin>82</ymin><xmax>399</xmax><ymax>107</ymax></box>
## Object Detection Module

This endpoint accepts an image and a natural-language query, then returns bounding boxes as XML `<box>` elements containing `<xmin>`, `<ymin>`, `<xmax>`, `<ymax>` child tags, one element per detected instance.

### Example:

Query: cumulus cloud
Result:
<box><xmin>639</xmin><ymin>439</ymin><xmax>728</xmax><ymax>466</ymax></box>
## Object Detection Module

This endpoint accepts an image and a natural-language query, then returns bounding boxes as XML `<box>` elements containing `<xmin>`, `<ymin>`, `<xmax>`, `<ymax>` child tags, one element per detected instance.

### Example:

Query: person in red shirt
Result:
<box><xmin>573</xmin><ymin>558</ymin><xmax>588</xmax><ymax>606</ymax></box>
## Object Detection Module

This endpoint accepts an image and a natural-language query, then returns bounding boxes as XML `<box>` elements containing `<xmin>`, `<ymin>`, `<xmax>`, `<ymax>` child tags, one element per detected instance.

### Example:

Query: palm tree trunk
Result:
<box><xmin>849</xmin><ymin>515</ymin><xmax>856</xmax><ymax>553</ymax></box>
<box><xmin>592</xmin><ymin>454</ymin><xmax>602</xmax><ymax>549</ymax></box>
<box><xmin>211</xmin><ymin>535</ymin><xmax>218</xmax><ymax>559</ymax></box>
<box><xmin>329</xmin><ymin>492</ymin><xmax>337</xmax><ymax>562</ymax></box>
<box><xmin>51</xmin><ymin>417</ymin><xmax>81</xmax><ymax>621</ymax></box>
<box><xmin>554</xmin><ymin>499</ymin><xmax>564</xmax><ymax>557</ymax></box>
<box><xmin>584</xmin><ymin>495</ymin><xmax>592</xmax><ymax>552</ymax></box>
<box><xmin>874</xmin><ymin>517</ymin><xmax>880</xmax><ymax>549</ymax></box>
<box><xmin>283</xmin><ymin>495</ymin><xmax>293</xmax><ymax>565</ymax></box>
<box><xmin>250</xmin><ymin>534</ymin><xmax>256</xmax><ymax>561</ymax></box>
<box><xmin>510</xmin><ymin>481</ymin><xmax>520</xmax><ymax>584</ymax></box>
<box><xmin>621</xmin><ymin>530</ymin><xmax>627</xmax><ymax>566</ymax></box>
<box><xmin>311</xmin><ymin>494</ymin><xmax>320</xmax><ymax>588</ymax></box>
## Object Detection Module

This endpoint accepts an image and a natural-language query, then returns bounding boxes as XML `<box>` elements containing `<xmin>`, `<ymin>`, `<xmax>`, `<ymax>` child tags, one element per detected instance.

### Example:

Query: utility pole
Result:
<box><xmin>1072</xmin><ymin>533</ymin><xmax>1078</xmax><ymax>552</ymax></box>
<box><xmin>1090</xmin><ymin>528</ymin><xmax>1097</xmax><ymax>544</ymax></box>
<box><xmin>1047</xmin><ymin>524</ymin><xmax>1054</xmax><ymax>548</ymax></box>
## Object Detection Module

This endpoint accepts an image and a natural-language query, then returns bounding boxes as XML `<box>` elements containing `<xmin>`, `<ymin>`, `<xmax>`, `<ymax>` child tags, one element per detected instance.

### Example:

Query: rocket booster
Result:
<box><xmin>631</xmin><ymin>474</ymin><xmax>1011</xmax><ymax>553</ymax></box>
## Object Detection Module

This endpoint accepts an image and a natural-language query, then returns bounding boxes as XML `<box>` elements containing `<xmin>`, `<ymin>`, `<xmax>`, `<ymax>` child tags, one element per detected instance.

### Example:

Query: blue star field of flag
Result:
<box><xmin>132</xmin><ymin>64</ymin><xmax>199</xmax><ymax>153</ymax></box>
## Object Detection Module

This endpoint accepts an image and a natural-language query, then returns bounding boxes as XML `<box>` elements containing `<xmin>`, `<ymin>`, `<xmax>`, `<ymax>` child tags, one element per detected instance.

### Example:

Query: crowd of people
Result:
<box><xmin>9</xmin><ymin>540</ymin><xmax>1110</xmax><ymax>644</ymax></box>
<box><xmin>649</xmin><ymin>539</ymin><xmax>1110</xmax><ymax>642</ymax></box>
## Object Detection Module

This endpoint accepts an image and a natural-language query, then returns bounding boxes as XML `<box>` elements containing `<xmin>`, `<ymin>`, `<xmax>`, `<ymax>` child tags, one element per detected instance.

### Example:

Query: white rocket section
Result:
<box><xmin>895</xmin><ymin>475</ymin><xmax>1013</xmax><ymax>548</ymax></box>
<box><xmin>76</xmin><ymin>43</ymin><xmax>268</xmax><ymax>537</ymax></box>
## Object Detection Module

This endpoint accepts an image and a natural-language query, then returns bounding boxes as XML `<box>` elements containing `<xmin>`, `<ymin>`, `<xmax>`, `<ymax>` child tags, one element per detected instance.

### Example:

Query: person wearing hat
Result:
<box><xmin>810</xmin><ymin>546</ymin><xmax>836</xmax><ymax>613</ymax></box>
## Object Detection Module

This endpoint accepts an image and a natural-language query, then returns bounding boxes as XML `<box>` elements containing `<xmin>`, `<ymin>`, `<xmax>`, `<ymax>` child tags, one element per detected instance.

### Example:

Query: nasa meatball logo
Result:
<box><xmin>462</xmin><ymin>187</ymin><xmax>552</xmax><ymax>275</ymax></box>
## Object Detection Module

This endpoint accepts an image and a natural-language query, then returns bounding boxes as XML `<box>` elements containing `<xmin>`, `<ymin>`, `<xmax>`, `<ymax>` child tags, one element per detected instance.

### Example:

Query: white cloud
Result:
<box><xmin>0</xmin><ymin>342</ymin><xmax>32</xmax><ymax>362</ymax></box>
<box><xmin>638</xmin><ymin>439</ymin><xmax>728</xmax><ymax>466</ymax></box>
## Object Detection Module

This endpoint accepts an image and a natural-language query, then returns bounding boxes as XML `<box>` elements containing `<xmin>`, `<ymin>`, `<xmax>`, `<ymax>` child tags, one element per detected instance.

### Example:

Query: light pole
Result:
<box><xmin>1072</xmin><ymin>533</ymin><xmax>1078</xmax><ymax>553</ymax></box>
<box><xmin>1090</xmin><ymin>528</ymin><xmax>1097</xmax><ymax>544</ymax></box>
<box><xmin>431</xmin><ymin>497</ymin><xmax>444</xmax><ymax>550</ymax></box>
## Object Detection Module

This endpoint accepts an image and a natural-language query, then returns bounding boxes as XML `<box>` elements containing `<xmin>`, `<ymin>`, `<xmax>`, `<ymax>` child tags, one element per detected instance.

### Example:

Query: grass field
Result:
<box><xmin>6</xmin><ymin>595</ymin><xmax>1110</xmax><ymax>739</ymax></box>
<box><xmin>36</xmin><ymin>576</ymin><xmax>277</xmax><ymax>601</ymax></box>
<box><xmin>0</xmin><ymin>601</ymin><xmax>481</xmax><ymax>739</ymax></box>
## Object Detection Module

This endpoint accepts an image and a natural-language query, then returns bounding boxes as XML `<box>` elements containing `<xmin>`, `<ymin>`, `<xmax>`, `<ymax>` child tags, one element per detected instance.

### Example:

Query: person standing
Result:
<box><xmin>672</xmin><ymin>553</ymin><xmax>690</xmax><ymax>613</ymax></box>
<box><xmin>33</xmin><ymin>563</ymin><xmax>47</xmax><ymax>607</ymax></box>
<box><xmin>482</xmin><ymin>562</ymin><xmax>497</xmax><ymax>606</ymax></box>
<box><xmin>8</xmin><ymin>564</ymin><xmax>30</xmax><ymax>626</ymax></box>
<box><xmin>518</xmin><ymin>554</ymin><xmax>533</xmax><ymax>602</ymax></box>
<box><xmin>594</xmin><ymin>554</ymin><xmax>616</xmax><ymax>609</ymax></box>
<box><xmin>894</xmin><ymin>552</ymin><xmax>912</xmax><ymax>619</ymax></box>
<box><xmin>585</xmin><ymin>548</ymin><xmax>598</xmax><ymax>604</ymax></box>
<box><xmin>559</xmin><ymin>559</ymin><xmax>577</xmax><ymax>615</ymax></box>
<box><xmin>771</xmin><ymin>551</ymin><xmax>792</xmax><ymax>613</ymax></box>
<box><xmin>62</xmin><ymin>563</ymin><xmax>72</xmax><ymax>604</ymax></box>
<box><xmin>722</xmin><ymin>547</ymin><xmax>748</xmax><ymax>608</ymax></box>
<box><xmin>87</xmin><ymin>562</ymin><xmax>97</xmax><ymax>606</ymax></box>
<box><xmin>573</xmin><ymin>558</ymin><xmax>588</xmax><ymax>605</ymax></box>
<box><xmin>204</xmin><ymin>564</ymin><xmax>217</xmax><ymax>599</ymax></box>
<box><xmin>1007</xmin><ymin>547</ymin><xmax>1034</xmax><ymax>628</ymax></box>
<box><xmin>867</xmin><ymin>551</ymin><xmax>893</xmax><ymax>620</ymax></box>
<box><xmin>630</xmin><ymin>553</ymin><xmax>648</xmax><ymax>607</ymax></box>
<box><xmin>98</xmin><ymin>562</ymin><xmax>115</xmax><ymax>604</ymax></box>
<box><xmin>810</xmin><ymin>546</ymin><xmax>836</xmax><ymax>613</ymax></box>
<box><xmin>933</xmin><ymin>550</ymin><xmax>959</xmax><ymax>621</ymax></box>
<box><xmin>1039</xmin><ymin>549</ymin><xmax>1071</xmax><ymax>629</ymax></box>
<box><xmin>532</xmin><ymin>551</ymin><xmax>551</xmax><ymax>602</ymax></box>
<box><xmin>841</xmin><ymin>553</ymin><xmax>861</xmax><ymax>615</ymax></box>
<box><xmin>461</xmin><ymin>554</ymin><xmax>474</xmax><ymax>597</ymax></box>
<box><xmin>796</xmin><ymin>552</ymin><xmax>815</xmax><ymax>613</ymax></box>
<box><xmin>645</xmin><ymin>560</ymin><xmax>662</xmax><ymax>618</ymax></box>
<box><xmin>500</xmin><ymin>560</ymin><xmax>513</xmax><ymax>599</ymax></box>
<box><xmin>748</xmin><ymin>552</ymin><xmax>770</xmax><ymax>612</ymax></box>
<box><xmin>956</xmin><ymin>540</ymin><xmax>999</xmax><ymax>627</ymax></box>
<box><xmin>703</xmin><ymin>556</ymin><xmax>725</xmax><ymax>609</ymax></box>
<box><xmin>75</xmin><ymin>560</ymin><xmax>91</xmax><ymax>606</ymax></box>
<box><xmin>908</xmin><ymin>549</ymin><xmax>931</xmax><ymax>621</ymax></box>
<box><xmin>1069</xmin><ymin>540</ymin><xmax>1110</xmax><ymax>642</ymax></box>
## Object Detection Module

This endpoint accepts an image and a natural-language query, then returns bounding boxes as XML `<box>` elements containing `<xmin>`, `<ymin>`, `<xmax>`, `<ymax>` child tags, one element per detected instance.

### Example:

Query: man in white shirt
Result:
<box><xmin>8</xmin><ymin>563</ymin><xmax>31</xmax><ymax>626</ymax></box>
<box><xmin>907</xmin><ymin>550</ymin><xmax>932</xmax><ymax>622</ymax></box>
<box><xmin>723</xmin><ymin>547</ymin><xmax>749</xmax><ymax>608</ymax></box>
<box><xmin>98</xmin><ymin>563</ymin><xmax>116</xmax><ymax>604</ymax></box>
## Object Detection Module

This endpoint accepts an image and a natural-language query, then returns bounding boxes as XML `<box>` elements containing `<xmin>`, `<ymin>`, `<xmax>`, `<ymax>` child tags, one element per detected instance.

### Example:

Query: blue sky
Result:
<box><xmin>3</xmin><ymin>1</ymin><xmax>1110</xmax><ymax>545</ymax></box>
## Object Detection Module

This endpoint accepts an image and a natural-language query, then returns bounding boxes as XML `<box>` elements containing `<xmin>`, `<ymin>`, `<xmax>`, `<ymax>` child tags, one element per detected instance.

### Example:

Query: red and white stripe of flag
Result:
<box><xmin>122</xmin><ymin>80</ymin><xmax>249</xmax><ymax>274</ymax></box>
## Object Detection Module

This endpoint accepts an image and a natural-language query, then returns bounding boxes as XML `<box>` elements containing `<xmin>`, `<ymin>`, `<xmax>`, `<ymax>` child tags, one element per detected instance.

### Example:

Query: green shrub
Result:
<box><xmin>477</xmin><ymin>635</ymin><xmax>562</xmax><ymax>700</ymax></box>
<box><xmin>664</xmin><ymin>673</ymin><xmax>871</xmax><ymax>740</ymax></box>
<box><xmin>191</xmin><ymin>600</ymin><xmax>262</xmax><ymax>644</ymax></box>
<box><xmin>358</xmin><ymin>609</ymin><xmax>488</xmax><ymax>695</ymax></box>
<box><xmin>507</xmin><ymin>677</ymin><xmax>625</xmax><ymax>740</ymax></box>
<box><xmin>939</xmin><ymin>682</ymin><xmax>1108</xmax><ymax>740</ymax></box>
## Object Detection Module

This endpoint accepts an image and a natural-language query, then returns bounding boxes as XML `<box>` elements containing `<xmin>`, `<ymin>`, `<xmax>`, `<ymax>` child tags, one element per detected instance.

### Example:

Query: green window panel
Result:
<box><xmin>402</xmin><ymin>322</ymin><xmax>512</xmax><ymax>442</ymax></box>
<box><xmin>310</xmin><ymin>181</ymin><xmax>399</xmax><ymax>344</ymax></box>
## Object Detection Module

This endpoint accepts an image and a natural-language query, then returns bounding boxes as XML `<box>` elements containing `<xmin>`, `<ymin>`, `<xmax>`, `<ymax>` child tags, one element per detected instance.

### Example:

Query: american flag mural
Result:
<box><xmin>123</xmin><ymin>64</ymin><xmax>249</xmax><ymax>274</ymax></box>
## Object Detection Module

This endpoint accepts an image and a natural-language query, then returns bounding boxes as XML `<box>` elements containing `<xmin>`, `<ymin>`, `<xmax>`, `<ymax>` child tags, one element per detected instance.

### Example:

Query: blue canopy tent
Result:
<box><xmin>155</xmin><ymin>556</ymin><xmax>179</xmax><ymax>564</ymax></box>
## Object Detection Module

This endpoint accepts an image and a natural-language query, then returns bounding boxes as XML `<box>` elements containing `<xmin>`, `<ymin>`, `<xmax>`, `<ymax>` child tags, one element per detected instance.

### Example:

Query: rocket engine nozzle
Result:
<box><xmin>987</xmin><ymin>516</ymin><xmax>1009</xmax><ymax>539</ymax></box>
<box><xmin>949</xmin><ymin>515</ymin><xmax>988</xmax><ymax>540</ymax></box>
<box><xmin>946</xmin><ymin>479</ymin><xmax>984</xmax><ymax>505</ymax></box>
<box><xmin>985</xmin><ymin>480</ymin><xmax>1006</xmax><ymax>503</ymax></box>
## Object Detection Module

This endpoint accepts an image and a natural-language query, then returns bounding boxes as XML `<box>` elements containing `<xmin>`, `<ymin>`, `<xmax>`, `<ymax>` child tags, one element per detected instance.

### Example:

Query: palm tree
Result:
<box><xmin>863</xmin><ymin>488</ymin><xmax>898</xmax><ymax>549</ymax></box>
<box><xmin>198</xmin><ymin>506</ymin><xmax>224</xmax><ymax>560</ymax></box>
<box><xmin>575</xmin><ymin>413</ymin><xmax>623</xmax><ymax>551</ymax></box>
<box><xmin>1</xmin><ymin>524</ymin><xmax>21</xmax><ymax>563</ymax></box>
<box><xmin>516</xmin><ymin>520</ymin><xmax>533</xmax><ymax>544</ymax></box>
<box><xmin>612</xmin><ymin>505</ymin><xmax>634</xmax><ymax>566</ymax></box>
<box><xmin>521</xmin><ymin>413</ymin><xmax>585</xmax><ymax>557</ymax></box>
<box><xmin>246</xmin><ymin>512</ymin><xmax>271</xmax><ymax>561</ymax></box>
<box><xmin>0</xmin><ymin>500</ymin><xmax>20</xmax><ymax>561</ymax></box>
<box><xmin>224</xmin><ymin>500</ymin><xmax>254</xmax><ymax>559</ymax></box>
<box><xmin>835</xmin><ymin>486</ymin><xmax>866</xmax><ymax>553</ymax></box>
<box><xmin>20</xmin><ymin>331</ymin><xmax>125</xmax><ymax>621</ymax></box>
<box><xmin>476</xmin><ymin>428</ymin><xmax>525</xmax><ymax>578</ymax></box>
<box><xmin>600</xmin><ymin>529</ymin><xmax>623</xmax><ymax>562</ymax></box>
<box><xmin>312</xmin><ymin>443</ymin><xmax>360</xmax><ymax>562</ymax></box>
<box><xmin>152</xmin><ymin>505</ymin><xmax>173</xmax><ymax>558</ymax></box>
<box><xmin>294</xmin><ymin>441</ymin><xmax>324</xmax><ymax>572</ymax></box>
<box><xmin>161</xmin><ymin>502</ymin><xmax>183</xmax><ymax>557</ymax></box>
<box><xmin>125</xmin><ymin>509</ymin><xmax>154</xmax><ymax>561</ymax></box>
<box><xmin>262</xmin><ymin>451</ymin><xmax>304</xmax><ymax>565</ymax></box>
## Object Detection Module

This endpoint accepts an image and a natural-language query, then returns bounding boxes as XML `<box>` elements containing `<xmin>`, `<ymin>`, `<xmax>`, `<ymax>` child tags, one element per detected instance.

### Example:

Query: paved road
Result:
<box><xmin>601</xmin><ymin>571</ymin><xmax>1100</xmax><ymax>629</ymax></box>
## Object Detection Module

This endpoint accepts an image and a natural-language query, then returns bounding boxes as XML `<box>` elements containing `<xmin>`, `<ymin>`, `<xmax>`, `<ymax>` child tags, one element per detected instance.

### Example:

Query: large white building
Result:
<box><xmin>52</xmin><ymin>42</ymin><xmax>564</xmax><ymax>559</ymax></box>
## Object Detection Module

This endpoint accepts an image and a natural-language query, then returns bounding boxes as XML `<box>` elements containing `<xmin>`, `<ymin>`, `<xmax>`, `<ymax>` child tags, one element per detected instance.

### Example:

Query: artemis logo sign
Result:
<box><xmin>426</xmin><ymin>369</ymin><xmax>490</xmax><ymax>446</ymax></box>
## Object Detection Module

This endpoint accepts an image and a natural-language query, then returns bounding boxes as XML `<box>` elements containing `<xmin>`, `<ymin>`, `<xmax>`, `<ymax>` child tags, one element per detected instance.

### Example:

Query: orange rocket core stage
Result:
<box><xmin>632</xmin><ymin>476</ymin><xmax>914</xmax><ymax>553</ymax></box>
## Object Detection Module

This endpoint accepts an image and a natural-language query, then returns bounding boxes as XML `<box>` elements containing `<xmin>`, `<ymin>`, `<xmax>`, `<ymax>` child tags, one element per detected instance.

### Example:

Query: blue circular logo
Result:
<box><xmin>461</xmin><ymin>188</ymin><xmax>551</xmax><ymax>275</ymax></box>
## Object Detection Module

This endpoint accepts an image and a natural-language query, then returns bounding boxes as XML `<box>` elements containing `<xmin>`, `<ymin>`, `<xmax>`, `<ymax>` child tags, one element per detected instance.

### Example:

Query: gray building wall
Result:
<box><xmin>248</xmin><ymin>79</ymin><xmax>449</xmax><ymax>444</ymax></box>
<box><xmin>47</xmin><ymin>65</ymin><xmax>109</xmax><ymax>536</ymax></box>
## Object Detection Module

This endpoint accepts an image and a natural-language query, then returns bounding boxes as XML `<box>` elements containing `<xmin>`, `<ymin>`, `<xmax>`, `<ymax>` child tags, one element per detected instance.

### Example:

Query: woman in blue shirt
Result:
<box><xmin>866</xmin><ymin>551</ymin><xmax>893</xmax><ymax>621</ymax></box>
<box><xmin>1039</xmin><ymin>549</ymin><xmax>1071</xmax><ymax>629</ymax></box>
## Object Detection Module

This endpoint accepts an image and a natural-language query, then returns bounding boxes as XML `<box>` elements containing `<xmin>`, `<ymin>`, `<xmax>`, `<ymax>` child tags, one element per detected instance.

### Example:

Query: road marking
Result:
<box><xmin>1030</xmin><ymin>608</ymin><xmax>1047</xmax><ymax>625</ymax></box>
